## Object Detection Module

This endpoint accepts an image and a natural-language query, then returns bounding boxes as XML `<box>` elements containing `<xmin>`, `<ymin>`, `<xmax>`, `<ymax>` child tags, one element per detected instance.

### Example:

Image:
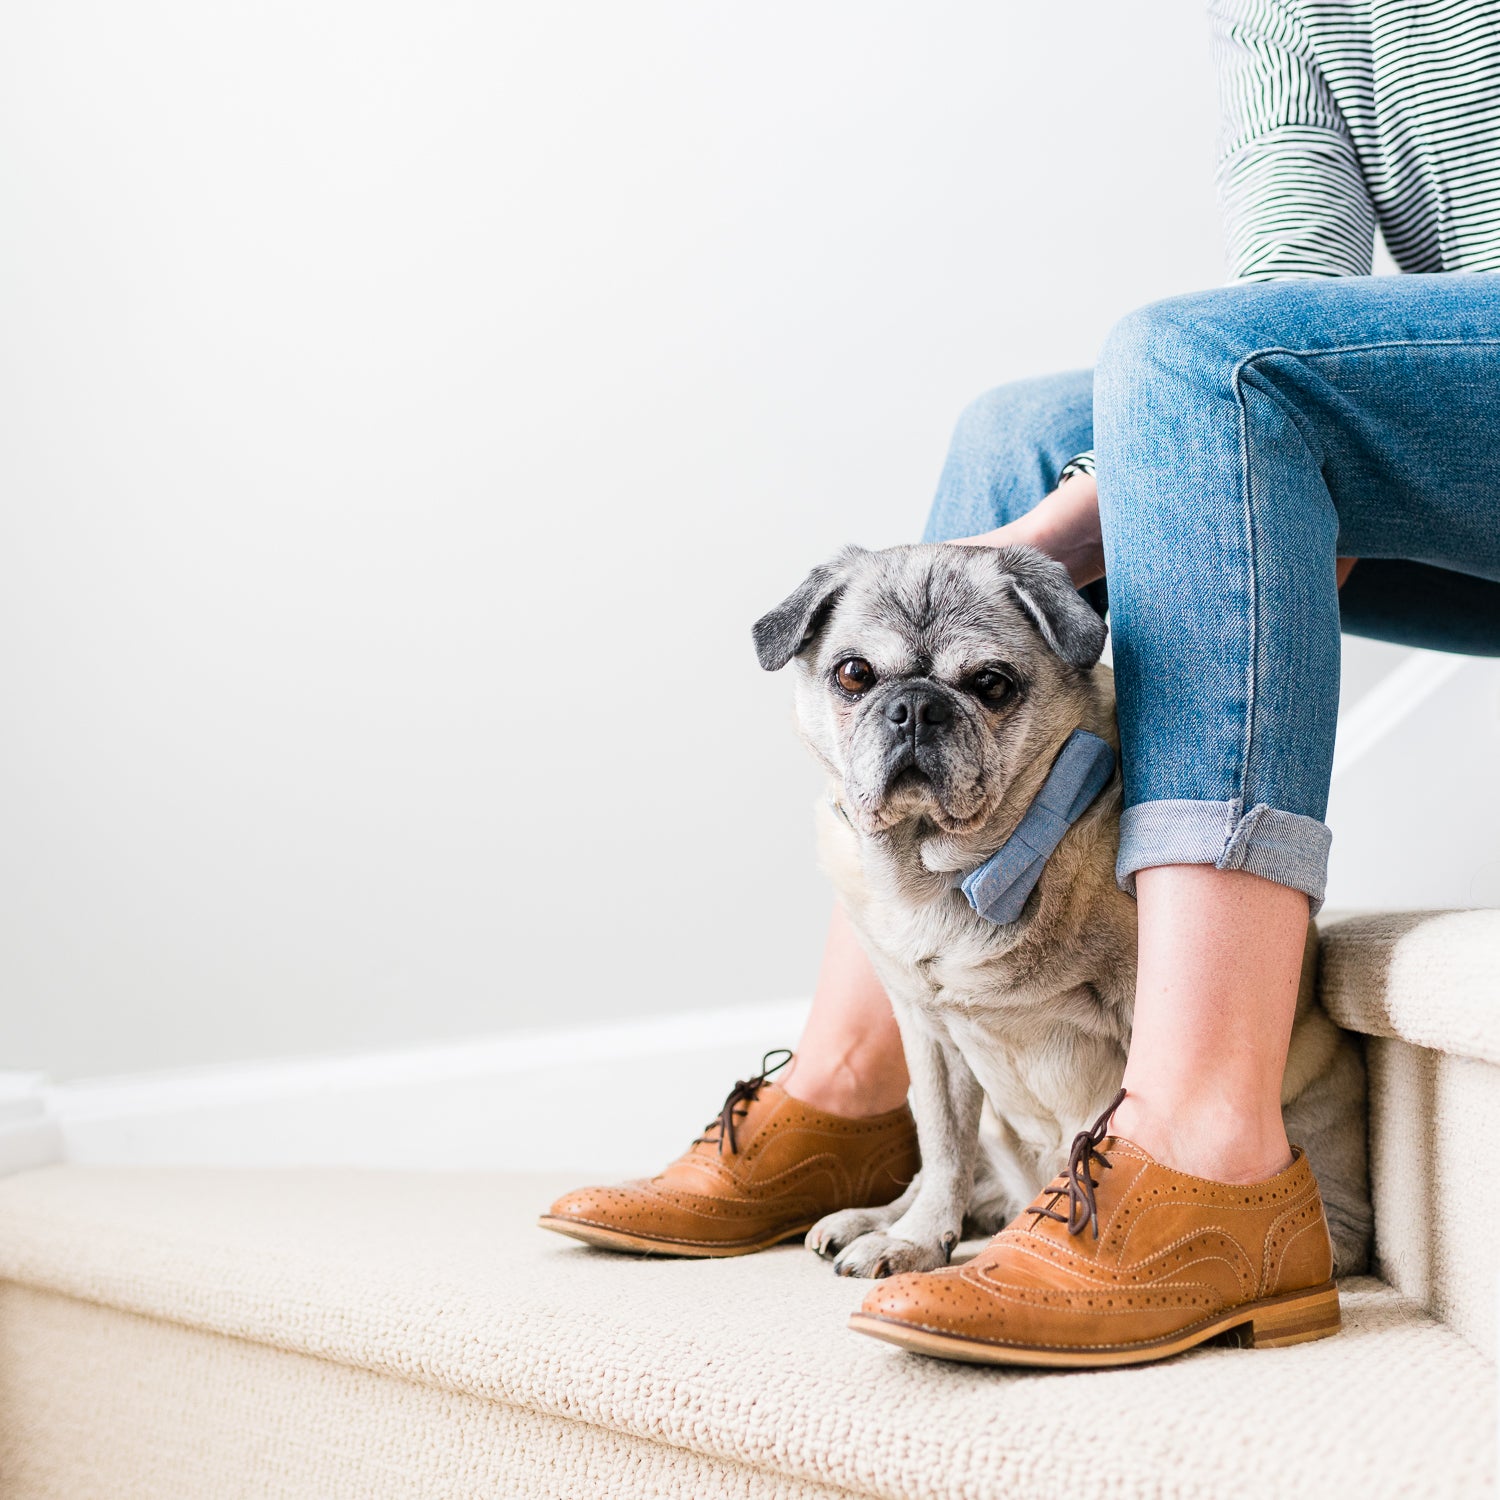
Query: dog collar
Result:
<box><xmin>959</xmin><ymin>728</ymin><xmax>1116</xmax><ymax>926</ymax></box>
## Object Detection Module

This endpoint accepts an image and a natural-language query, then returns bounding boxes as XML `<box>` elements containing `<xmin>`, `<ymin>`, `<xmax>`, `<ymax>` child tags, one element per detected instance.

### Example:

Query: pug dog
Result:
<box><xmin>753</xmin><ymin>542</ymin><xmax>1371</xmax><ymax>1279</ymax></box>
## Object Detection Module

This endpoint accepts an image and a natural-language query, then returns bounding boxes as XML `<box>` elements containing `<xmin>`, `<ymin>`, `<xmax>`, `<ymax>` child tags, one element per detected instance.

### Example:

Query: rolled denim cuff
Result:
<box><xmin>1116</xmin><ymin>799</ymin><xmax>1332</xmax><ymax>914</ymax></box>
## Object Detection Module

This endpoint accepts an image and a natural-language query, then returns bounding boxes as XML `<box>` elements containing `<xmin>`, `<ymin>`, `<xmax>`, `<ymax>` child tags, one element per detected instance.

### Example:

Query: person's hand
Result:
<box><xmin>949</xmin><ymin>472</ymin><xmax>1360</xmax><ymax>592</ymax></box>
<box><xmin>946</xmin><ymin>471</ymin><xmax>1104</xmax><ymax>588</ymax></box>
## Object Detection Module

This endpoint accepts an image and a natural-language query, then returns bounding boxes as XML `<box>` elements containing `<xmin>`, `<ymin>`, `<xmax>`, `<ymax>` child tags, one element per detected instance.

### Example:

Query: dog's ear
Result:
<box><xmin>752</xmin><ymin>547</ymin><xmax>866</xmax><ymax>671</ymax></box>
<box><xmin>992</xmin><ymin>544</ymin><xmax>1107</xmax><ymax>668</ymax></box>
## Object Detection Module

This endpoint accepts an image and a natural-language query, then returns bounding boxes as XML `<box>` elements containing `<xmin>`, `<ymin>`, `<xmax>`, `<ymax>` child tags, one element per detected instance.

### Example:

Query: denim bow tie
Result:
<box><xmin>960</xmin><ymin>729</ymin><xmax>1116</xmax><ymax>925</ymax></box>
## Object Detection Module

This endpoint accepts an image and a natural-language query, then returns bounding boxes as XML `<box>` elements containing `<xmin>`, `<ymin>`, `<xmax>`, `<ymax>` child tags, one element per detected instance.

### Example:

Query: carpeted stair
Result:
<box><xmin>0</xmin><ymin>911</ymin><xmax>1495</xmax><ymax>1499</ymax></box>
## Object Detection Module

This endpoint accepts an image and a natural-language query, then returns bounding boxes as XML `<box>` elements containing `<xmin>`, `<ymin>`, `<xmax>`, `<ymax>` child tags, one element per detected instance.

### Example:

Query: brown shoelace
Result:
<box><xmin>1031</xmin><ymin>1087</ymin><xmax>1127</xmax><ymax>1239</ymax></box>
<box><xmin>694</xmin><ymin>1049</ymin><xmax>793</xmax><ymax>1156</ymax></box>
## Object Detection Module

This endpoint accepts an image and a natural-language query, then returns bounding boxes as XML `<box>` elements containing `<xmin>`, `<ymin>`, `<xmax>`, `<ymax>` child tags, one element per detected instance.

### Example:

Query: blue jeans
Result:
<box><xmin>923</xmin><ymin>273</ymin><xmax>1500</xmax><ymax>911</ymax></box>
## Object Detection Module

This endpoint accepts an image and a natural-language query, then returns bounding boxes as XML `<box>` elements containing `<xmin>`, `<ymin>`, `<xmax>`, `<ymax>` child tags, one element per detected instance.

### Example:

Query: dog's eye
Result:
<box><xmin>835</xmin><ymin>658</ymin><xmax>877</xmax><ymax>695</ymax></box>
<box><xmin>968</xmin><ymin>668</ymin><xmax>1016</xmax><ymax>705</ymax></box>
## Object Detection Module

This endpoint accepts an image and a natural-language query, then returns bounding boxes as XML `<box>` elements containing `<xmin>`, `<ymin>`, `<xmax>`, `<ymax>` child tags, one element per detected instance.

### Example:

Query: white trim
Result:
<box><xmin>0</xmin><ymin>1073</ymin><xmax>63</xmax><ymax>1175</ymax></box>
<box><xmin>0</xmin><ymin>1071</ymin><xmax>51</xmax><ymax>1126</ymax></box>
<box><xmin>44</xmin><ymin>999</ymin><xmax>811</xmax><ymax>1175</ymax></box>
<box><xmin>46</xmin><ymin>999</ymin><xmax>808</xmax><ymax>1122</ymax></box>
<box><xmin>0</xmin><ymin>1119</ymin><xmax>64</xmax><ymax>1176</ymax></box>
<box><xmin>1332</xmin><ymin>648</ymin><xmax>1467</xmax><ymax>781</ymax></box>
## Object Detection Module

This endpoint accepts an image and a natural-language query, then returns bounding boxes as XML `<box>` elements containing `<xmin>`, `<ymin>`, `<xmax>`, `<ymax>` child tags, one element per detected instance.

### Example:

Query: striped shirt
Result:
<box><xmin>1213</xmin><ymin>0</ymin><xmax>1500</xmax><ymax>279</ymax></box>
<box><xmin>1056</xmin><ymin>2</ymin><xmax>1500</xmax><ymax>483</ymax></box>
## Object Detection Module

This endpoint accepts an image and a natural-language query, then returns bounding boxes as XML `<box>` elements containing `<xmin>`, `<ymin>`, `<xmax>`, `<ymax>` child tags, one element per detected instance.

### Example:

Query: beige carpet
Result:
<box><xmin>1320</xmin><ymin>909</ymin><xmax>1500</xmax><ymax>1061</ymax></box>
<box><xmin>1318</xmin><ymin>909</ymin><xmax>1500</xmax><ymax>1357</ymax></box>
<box><xmin>0</xmin><ymin>1166</ymin><xmax>1492</xmax><ymax>1499</ymax></box>
<box><xmin>0</xmin><ymin>1282</ymin><xmax>854</xmax><ymax>1500</ymax></box>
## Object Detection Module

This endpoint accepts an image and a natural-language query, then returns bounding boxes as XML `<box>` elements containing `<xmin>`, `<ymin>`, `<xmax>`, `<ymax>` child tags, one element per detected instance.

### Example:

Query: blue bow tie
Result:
<box><xmin>959</xmin><ymin>729</ymin><xmax>1116</xmax><ymax>926</ymax></box>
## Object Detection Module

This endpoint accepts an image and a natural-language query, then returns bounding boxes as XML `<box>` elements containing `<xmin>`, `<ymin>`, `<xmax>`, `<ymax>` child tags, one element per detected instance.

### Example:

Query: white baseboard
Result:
<box><xmin>0</xmin><ymin>1117</ymin><xmax>63</xmax><ymax>1175</ymax></box>
<box><xmin>0</xmin><ymin>1073</ymin><xmax>63</xmax><ymax>1175</ymax></box>
<box><xmin>37</xmin><ymin>999</ymin><xmax>810</xmax><ymax>1177</ymax></box>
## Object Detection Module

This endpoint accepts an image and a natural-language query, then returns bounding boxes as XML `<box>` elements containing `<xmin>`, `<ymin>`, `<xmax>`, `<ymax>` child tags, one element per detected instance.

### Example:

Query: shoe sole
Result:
<box><xmin>537</xmin><ymin>1215</ymin><xmax>814</xmax><ymax>1258</ymax></box>
<box><xmin>848</xmin><ymin>1281</ymin><xmax>1341</xmax><ymax>1368</ymax></box>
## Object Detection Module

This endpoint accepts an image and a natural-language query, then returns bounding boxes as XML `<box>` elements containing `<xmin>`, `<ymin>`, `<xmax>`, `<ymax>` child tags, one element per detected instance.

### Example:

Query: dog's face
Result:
<box><xmin>754</xmin><ymin>544</ymin><xmax>1106</xmax><ymax>837</ymax></box>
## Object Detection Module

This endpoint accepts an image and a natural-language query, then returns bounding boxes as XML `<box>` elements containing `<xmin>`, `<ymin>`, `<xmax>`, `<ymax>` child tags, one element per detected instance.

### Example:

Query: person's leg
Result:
<box><xmin>784</xmin><ymin>372</ymin><xmax>1095</xmax><ymax>1115</ymax></box>
<box><xmin>1094</xmin><ymin>273</ymin><xmax>1500</xmax><ymax>1179</ymax></box>
<box><xmin>921</xmin><ymin>370</ymin><xmax>1095</xmax><ymax>543</ymax></box>
<box><xmin>846</xmin><ymin>275</ymin><xmax>1500</xmax><ymax>1364</ymax></box>
<box><xmin>781</xmin><ymin>903</ymin><xmax>909</xmax><ymax>1114</ymax></box>
<box><xmin>1340</xmin><ymin>558</ymin><xmax>1500</xmax><ymax>654</ymax></box>
<box><xmin>1120</xmin><ymin>867</ymin><xmax>1310</xmax><ymax>1180</ymax></box>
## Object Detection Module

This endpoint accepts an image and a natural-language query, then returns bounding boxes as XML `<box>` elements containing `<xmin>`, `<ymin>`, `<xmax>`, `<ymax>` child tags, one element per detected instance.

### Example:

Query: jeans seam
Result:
<box><xmin>1226</xmin><ymin>341</ymin><xmax>1412</xmax><ymax>818</ymax></box>
<box><xmin>1222</xmin><ymin>797</ymin><xmax>1243</xmax><ymax>858</ymax></box>
<box><xmin>1232</xmin><ymin>360</ymin><xmax>1259</xmax><ymax>819</ymax></box>
<box><xmin>1229</xmin><ymin>337</ymin><xmax>1500</xmax><ymax>368</ymax></box>
<box><xmin>1220</xmin><ymin>336</ymin><xmax>1500</xmax><ymax>814</ymax></box>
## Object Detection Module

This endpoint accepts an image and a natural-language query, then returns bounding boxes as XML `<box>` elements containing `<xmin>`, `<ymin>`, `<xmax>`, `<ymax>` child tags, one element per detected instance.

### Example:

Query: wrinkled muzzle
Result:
<box><xmin>841</xmin><ymin>680</ymin><xmax>992</xmax><ymax>830</ymax></box>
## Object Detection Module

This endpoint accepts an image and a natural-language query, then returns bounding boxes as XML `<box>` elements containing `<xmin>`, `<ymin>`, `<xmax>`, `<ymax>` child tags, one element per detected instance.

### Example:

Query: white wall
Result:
<box><xmin>2</xmin><ymin>2</ymin><xmax>1491</xmax><ymax>1082</ymax></box>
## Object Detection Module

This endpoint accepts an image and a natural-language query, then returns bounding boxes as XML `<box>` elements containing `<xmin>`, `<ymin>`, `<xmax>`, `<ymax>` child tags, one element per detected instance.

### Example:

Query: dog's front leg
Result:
<box><xmin>806</xmin><ymin>1174</ymin><xmax>921</xmax><ymax>1262</ymax></box>
<box><xmin>830</xmin><ymin>1024</ymin><xmax>983</xmax><ymax>1279</ymax></box>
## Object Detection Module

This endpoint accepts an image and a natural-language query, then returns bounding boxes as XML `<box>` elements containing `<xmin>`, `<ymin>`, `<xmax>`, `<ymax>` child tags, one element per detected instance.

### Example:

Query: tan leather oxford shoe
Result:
<box><xmin>539</xmin><ymin>1051</ymin><xmax>921</xmax><ymax>1257</ymax></box>
<box><xmin>851</xmin><ymin>1091</ymin><xmax>1339</xmax><ymax>1368</ymax></box>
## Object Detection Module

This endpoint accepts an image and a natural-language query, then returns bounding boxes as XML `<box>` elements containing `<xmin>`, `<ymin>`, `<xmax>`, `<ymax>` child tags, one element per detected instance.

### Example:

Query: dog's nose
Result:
<box><xmin>883</xmin><ymin>685</ymin><xmax>953</xmax><ymax>741</ymax></box>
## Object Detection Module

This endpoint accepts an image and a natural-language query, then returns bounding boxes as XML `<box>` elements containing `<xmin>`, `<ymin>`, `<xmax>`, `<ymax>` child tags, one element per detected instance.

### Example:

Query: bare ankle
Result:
<box><xmin>1110</xmin><ymin>1090</ymin><xmax>1292</xmax><ymax>1184</ymax></box>
<box><xmin>781</xmin><ymin>1050</ymin><xmax>908</xmax><ymax>1119</ymax></box>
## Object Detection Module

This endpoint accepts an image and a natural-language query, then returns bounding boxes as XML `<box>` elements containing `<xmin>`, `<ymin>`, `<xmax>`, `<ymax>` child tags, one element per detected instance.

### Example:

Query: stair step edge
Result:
<box><xmin>1318</xmin><ymin>910</ymin><xmax>1500</xmax><ymax>1064</ymax></box>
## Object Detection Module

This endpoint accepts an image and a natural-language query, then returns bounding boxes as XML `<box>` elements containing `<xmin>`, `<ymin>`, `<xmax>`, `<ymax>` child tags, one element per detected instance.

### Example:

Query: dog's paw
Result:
<box><xmin>806</xmin><ymin>1206</ymin><xmax>899</xmax><ymax>1260</ymax></box>
<box><xmin>830</xmin><ymin>1230</ymin><xmax>950</xmax><ymax>1279</ymax></box>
